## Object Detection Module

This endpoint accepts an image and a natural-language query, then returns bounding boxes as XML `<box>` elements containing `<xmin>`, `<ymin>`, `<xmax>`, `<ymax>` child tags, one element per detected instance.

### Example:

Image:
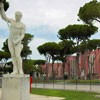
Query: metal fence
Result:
<box><xmin>32</xmin><ymin>78</ymin><xmax>100</xmax><ymax>93</ymax></box>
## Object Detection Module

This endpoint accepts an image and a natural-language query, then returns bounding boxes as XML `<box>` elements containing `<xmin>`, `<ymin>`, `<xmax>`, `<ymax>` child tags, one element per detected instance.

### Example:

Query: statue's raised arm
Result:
<box><xmin>0</xmin><ymin>2</ymin><xmax>11</xmax><ymax>23</ymax></box>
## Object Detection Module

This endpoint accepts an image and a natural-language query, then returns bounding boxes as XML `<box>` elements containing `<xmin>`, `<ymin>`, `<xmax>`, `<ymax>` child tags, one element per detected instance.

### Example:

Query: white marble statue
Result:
<box><xmin>0</xmin><ymin>3</ymin><xmax>26</xmax><ymax>74</ymax></box>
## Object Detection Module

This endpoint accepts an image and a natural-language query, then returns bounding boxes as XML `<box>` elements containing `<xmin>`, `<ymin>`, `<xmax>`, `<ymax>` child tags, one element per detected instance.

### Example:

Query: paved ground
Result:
<box><xmin>30</xmin><ymin>94</ymin><xmax>64</xmax><ymax>100</ymax></box>
<box><xmin>32</xmin><ymin>83</ymin><xmax>100</xmax><ymax>93</ymax></box>
<box><xmin>0</xmin><ymin>89</ymin><xmax>64</xmax><ymax>100</ymax></box>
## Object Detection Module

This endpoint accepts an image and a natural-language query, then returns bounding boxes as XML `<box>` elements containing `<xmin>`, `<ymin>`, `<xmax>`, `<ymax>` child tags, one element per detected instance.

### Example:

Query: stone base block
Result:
<box><xmin>1</xmin><ymin>74</ymin><xmax>30</xmax><ymax>100</ymax></box>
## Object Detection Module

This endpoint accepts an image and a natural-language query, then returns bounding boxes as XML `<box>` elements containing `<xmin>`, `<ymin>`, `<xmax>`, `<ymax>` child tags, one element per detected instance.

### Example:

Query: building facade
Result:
<box><xmin>41</xmin><ymin>48</ymin><xmax>100</xmax><ymax>79</ymax></box>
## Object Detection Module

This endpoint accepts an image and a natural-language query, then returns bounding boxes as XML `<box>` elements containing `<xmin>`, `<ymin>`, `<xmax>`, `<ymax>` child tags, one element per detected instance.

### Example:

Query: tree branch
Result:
<box><xmin>94</xmin><ymin>18</ymin><xmax>100</xmax><ymax>23</ymax></box>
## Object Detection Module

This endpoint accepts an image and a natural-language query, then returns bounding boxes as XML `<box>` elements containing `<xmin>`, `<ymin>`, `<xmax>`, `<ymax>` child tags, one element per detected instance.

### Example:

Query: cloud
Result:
<box><xmin>30</xmin><ymin>25</ymin><xmax>59</xmax><ymax>41</ymax></box>
<box><xmin>6</xmin><ymin>0</ymin><xmax>91</xmax><ymax>28</ymax></box>
<box><xmin>29</xmin><ymin>37</ymin><xmax>47</xmax><ymax>59</ymax></box>
<box><xmin>2</xmin><ymin>0</ymin><xmax>92</xmax><ymax>32</ymax></box>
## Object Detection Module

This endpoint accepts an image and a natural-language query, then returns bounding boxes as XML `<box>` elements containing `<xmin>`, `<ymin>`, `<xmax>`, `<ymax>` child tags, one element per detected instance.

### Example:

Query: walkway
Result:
<box><xmin>32</xmin><ymin>83</ymin><xmax>100</xmax><ymax>93</ymax></box>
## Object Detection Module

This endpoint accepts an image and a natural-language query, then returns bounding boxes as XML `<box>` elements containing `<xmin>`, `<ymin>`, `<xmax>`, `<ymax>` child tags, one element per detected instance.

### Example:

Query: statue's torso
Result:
<box><xmin>8</xmin><ymin>20</ymin><xmax>24</xmax><ymax>42</ymax></box>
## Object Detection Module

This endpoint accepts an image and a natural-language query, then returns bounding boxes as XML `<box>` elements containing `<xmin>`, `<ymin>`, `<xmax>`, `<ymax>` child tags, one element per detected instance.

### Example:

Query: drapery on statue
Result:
<box><xmin>0</xmin><ymin>3</ymin><xmax>26</xmax><ymax>74</ymax></box>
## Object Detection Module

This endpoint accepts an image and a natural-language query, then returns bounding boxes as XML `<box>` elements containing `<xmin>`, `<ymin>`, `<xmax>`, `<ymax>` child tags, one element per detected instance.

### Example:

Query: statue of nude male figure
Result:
<box><xmin>0</xmin><ymin>3</ymin><xmax>26</xmax><ymax>74</ymax></box>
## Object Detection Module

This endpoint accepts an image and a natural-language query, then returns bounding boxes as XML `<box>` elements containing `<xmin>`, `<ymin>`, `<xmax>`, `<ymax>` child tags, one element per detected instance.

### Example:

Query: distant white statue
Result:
<box><xmin>0</xmin><ymin>3</ymin><xmax>26</xmax><ymax>74</ymax></box>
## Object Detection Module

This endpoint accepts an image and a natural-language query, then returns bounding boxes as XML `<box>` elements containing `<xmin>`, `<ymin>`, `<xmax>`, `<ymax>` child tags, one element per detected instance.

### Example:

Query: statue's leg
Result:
<box><xmin>15</xmin><ymin>43</ymin><xmax>24</xmax><ymax>74</ymax></box>
<box><xmin>8</xmin><ymin>40</ymin><xmax>18</xmax><ymax>74</ymax></box>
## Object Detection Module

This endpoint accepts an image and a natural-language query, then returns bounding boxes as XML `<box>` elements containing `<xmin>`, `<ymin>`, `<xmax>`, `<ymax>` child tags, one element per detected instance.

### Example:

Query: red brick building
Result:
<box><xmin>79</xmin><ymin>48</ymin><xmax>100</xmax><ymax>79</ymax></box>
<box><xmin>41</xmin><ymin>48</ymin><xmax>100</xmax><ymax>79</ymax></box>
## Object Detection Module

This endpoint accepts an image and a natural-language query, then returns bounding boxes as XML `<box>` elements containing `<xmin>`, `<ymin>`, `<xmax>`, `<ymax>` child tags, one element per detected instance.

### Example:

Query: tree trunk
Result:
<box><xmin>62</xmin><ymin>60</ymin><xmax>66</xmax><ymax>79</ymax></box>
<box><xmin>76</xmin><ymin>53</ymin><xmax>80</xmax><ymax>79</ymax></box>
<box><xmin>45</xmin><ymin>54</ymin><xmax>51</xmax><ymax>80</ymax></box>
<box><xmin>76</xmin><ymin>39</ymin><xmax>80</xmax><ymax>79</ymax></box>
<box><xmin>57</xmin><ymin>61</ymin><xmax>60</xmax><ymax>79</ymax></box>
<box><xmin>52</xmin><ymin>60</ymin><xmax>55</xmax><ymax>79</ymax></box>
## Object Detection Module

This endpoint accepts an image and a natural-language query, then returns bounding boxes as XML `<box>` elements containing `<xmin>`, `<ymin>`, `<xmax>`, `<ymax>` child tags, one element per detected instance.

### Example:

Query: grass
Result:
<box><xmin>31</xmin><ymin>88</ymin><xmax>100</xmax><ymax>100</ymax></box>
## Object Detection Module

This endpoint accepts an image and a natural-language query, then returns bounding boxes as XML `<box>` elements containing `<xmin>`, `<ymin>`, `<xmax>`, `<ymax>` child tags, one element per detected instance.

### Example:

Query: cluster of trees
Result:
<box><xmin>23</xmin><ymin>59</ymin><xmax>45</xmax><ymax>74</ymax></box>
<box><xmin>37</xmin><ymin>0</ymin><xmax>100</xmax><ymax>79</ymax></box>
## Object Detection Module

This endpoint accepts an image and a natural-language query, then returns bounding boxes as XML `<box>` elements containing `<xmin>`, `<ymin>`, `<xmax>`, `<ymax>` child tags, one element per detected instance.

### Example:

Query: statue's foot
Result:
<box><xmin>11</xmin><ymin>71</ymin><xmax>18</xmax><ymax>75</ymax></box>
<box><xmin>19</xmin><ymin>71</ymin><xmax>24</xmax><ymax>75</ymax></box>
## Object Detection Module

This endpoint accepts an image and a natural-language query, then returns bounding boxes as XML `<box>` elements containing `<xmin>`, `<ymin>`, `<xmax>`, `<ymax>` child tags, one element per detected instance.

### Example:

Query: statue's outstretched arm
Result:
<box><xmin>0</xmin><ymin>3</ymin><xmax>11</xmax><ymax>23</ymax></box>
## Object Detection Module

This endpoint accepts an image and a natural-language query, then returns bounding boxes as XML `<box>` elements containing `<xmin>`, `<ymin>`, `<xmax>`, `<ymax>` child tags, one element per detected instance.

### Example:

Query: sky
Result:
<box><xmin>0</xmin><ymin>0</ymin><xmax>100</xmax><ymax>60</ymax></box>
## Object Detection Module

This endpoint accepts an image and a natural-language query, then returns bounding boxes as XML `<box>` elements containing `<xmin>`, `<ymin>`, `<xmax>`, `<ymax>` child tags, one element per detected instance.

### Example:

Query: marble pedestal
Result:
<box><xmin>1</xmin><ymin>74</ymin><xmax>30</xmax><ymax>100</ymax></box>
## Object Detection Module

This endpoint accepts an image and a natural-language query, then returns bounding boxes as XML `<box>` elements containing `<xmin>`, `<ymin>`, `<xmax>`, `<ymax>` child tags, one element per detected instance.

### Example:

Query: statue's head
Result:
<box><xmin>15</xmin><ymin>11</ymin><xmax>22</xmax><ymax>21</ymax></box>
